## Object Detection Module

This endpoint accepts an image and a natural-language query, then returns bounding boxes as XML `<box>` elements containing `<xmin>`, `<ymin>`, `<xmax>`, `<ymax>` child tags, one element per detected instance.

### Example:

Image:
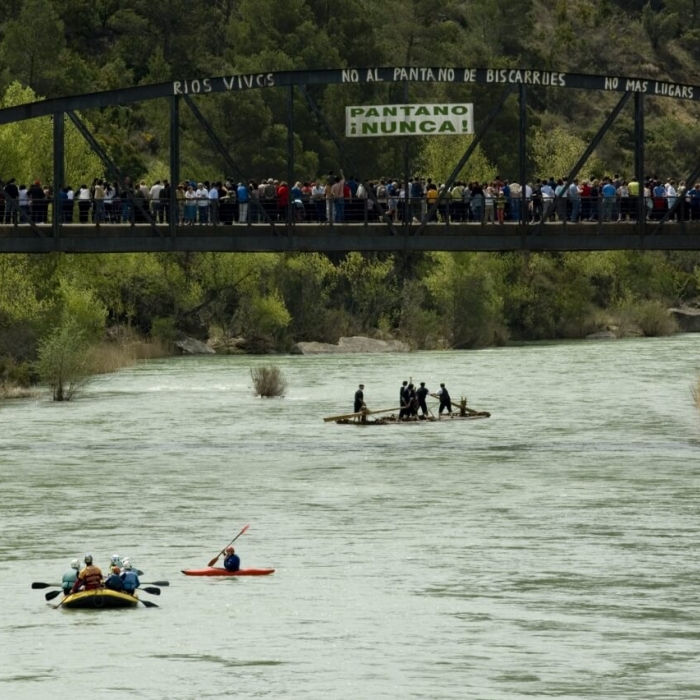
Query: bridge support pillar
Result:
<box><xmin>635</xmin><ymin>92</ymin><xmax>645</xmax><ymax>229</ymax></box>
<box><xmin>170</xmin><ymin>96</ymin><xmax>180</xmax><ymax>238</ymax></box>
<box><xmin>53</xmin><ymin>112</ymin><xmax>64</xmax><ymax>239</ymax></box>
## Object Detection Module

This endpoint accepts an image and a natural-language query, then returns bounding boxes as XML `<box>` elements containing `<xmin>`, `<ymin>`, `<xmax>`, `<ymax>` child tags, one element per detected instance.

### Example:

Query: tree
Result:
<box><xmin>337</xmin><ymin>253</ymin><xmax>398</xmax><ymax>332</ymax></box>
<box><xmin>530</xmin><ymin>126</ymin><xmax>605</xmax><ymax>180</ymax></box>
<box><xmin>0</xmin><ymin>83</ymin><xmax>102</xmax><ymax>187</ymax></box>
<box><xmin>277</xmin><ymin>253</ymin><xmax>337</xmax><ymax>341</ymax></box>
<box><xmin>0</xmin><ymin>0</ymin><xmax>90</xmax><ymax>97</ymax></box>
<box><xmin>35</xmin><ymin>320</ymin><xmax>92</xmax><ymax>401</ymax></box>
<box><xmin>416</xmin><ymin>135</ymin><xmax>498</xmax><ymax>185</ymax></box>
<box><xmin>424</xmin><ymin>253</ymin><xmax>505</xmax><ymax>348</ymax></box>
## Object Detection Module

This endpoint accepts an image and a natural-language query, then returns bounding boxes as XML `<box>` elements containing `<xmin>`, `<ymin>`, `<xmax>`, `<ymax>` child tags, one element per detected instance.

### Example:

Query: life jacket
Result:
<box><xmin>80</xmin><ymin>565</ymin><xmax>103</xmax><ymax>590</ymax></box>
<box><xmin>120</xmin><ymin>570</ymin><xmax>140</xmax><ymax>592</ymax></box>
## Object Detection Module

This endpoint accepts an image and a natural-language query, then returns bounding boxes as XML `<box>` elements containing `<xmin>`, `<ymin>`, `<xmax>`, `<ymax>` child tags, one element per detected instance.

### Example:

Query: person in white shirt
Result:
<box><xmin>196</xmin><ymin>183</ymin><xmax>209</xmax><ymax>224</ymax></box>
<box><xmin>150</xmin><ymin>180</ymin><xmax>163</xmax><ymax>220</ymax></box>
<box><xmin>541</xmin><ymin>182</ymin><xmax>554</xmax><ymax>222</ymax></box>
<box><xmin>665</xmin><ymin>179</ymin><xmax>678</xmax><ymax>220</ymax></box>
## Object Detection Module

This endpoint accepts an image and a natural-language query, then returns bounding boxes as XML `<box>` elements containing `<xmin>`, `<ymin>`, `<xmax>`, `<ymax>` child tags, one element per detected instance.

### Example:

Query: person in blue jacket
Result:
<box><xmin>223</xmin><ymin>546</ymin><xmax>241</xmax><ymax>572</ymax></box>
<box><xmin>120</xmin><ymin>560</ymin><xmax>141</xmax><ymax>595</ymax></box>
<box><xmin>105</xmin><ymin>566</ymin><xmax>125</xmax><ymax>592</ymax></box>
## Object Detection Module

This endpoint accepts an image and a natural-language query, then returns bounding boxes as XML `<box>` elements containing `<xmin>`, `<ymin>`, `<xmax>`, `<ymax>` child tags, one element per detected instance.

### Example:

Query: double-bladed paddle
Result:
<box><xmin>207</xmin><ymin>524</ymin><xmax>250</xmax><ymax>567</ymax></box>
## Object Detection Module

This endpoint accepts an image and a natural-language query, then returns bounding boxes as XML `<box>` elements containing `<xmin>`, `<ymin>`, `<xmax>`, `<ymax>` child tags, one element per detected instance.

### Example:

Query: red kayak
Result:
<box><xmin>182</xmin><ymin>567</ymin><xmax>275</xmax><ymax>577</ymax></box>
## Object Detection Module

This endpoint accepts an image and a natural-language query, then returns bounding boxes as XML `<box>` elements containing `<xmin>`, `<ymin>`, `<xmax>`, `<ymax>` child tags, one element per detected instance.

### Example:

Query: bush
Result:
<box><xmin>636</xmin><ymin>301</ymin><xmax>678</xmax><ymax>337</ymax></box>
<box><xmin>251</xmin><ymin>365</ymin><xmax>288</xmax><ymax>398</ymax></box>
<box><xmin>35</xmin><ymin>322</ymin><xmax>92</xmax><ymax>401</ymax></box>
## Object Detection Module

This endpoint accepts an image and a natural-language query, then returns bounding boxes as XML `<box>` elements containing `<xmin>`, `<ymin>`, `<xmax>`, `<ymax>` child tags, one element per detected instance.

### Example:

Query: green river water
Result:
<box><xmin>1</xmin><ymin>336</ymin><xmax>700</xmax><ymax>699</ymax></box>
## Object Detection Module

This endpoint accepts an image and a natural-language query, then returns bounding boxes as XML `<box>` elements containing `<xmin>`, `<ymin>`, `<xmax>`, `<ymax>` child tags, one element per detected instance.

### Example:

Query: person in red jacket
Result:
<box><xmin>72</xmin><ymin>554</ymin><xmax>103</xmax><ymax>593</ymax></box>
<box><xmin>276</xmin><ymin>181</ymin><xmax>289</xmax><ymax>222</ymax></box>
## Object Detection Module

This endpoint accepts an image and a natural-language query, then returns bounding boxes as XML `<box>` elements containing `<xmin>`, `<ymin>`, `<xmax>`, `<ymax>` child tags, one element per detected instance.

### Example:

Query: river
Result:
<box><xmin>2</xmin><ymin>335</ymin><xmax>700</xmax><ymax>699</ymax></box>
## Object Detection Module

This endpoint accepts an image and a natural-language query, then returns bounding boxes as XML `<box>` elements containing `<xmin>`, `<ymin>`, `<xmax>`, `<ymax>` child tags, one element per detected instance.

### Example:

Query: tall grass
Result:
<box><xmin>88</xmin><ymin>337</ymin><xmax>172</xmax><ymax>375</ymax></box>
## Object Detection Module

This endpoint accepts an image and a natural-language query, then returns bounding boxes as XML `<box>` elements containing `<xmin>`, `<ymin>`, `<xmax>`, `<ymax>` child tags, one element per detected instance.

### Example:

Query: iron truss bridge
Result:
<box><xmin>0</xmin><ymin>67</ymin><xmax>699</xmax><ymax>254</ymax></box>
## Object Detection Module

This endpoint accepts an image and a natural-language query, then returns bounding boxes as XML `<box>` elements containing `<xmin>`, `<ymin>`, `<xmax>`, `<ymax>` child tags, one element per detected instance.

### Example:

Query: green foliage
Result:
<box><xmin>424</xmin><ymin>253</ymin><xmax>506</xmax><ymax>348</ymax></box>
<box><xmin>613</xmin><ymin>297</ymin><xmax>679</xmax><ymax>336</ymax></box>
<box><xmin>416</xmin><ymin>136</ymin><xmax>497</xmax><ymax>185</ymax></box>
<box><xmin>0</xmin><ymin>83</ymin><xmax>102</xmax><ymax>187</ymax></box>
<box><xmin>0</xmin><ymin>255</ymin><xmax>47</xmax><ymax>326</ymax></box>
<box><xmin>642</xmin><ymin>1</ymin><xmax>679</xmax><ymax>47</ymax></box>
<box><xmin>35</xmin><ymin>319</ymin><xmax>92</xmax><ymax>401</ymax></box>
<box><xmin>56</xmin><ymin>282</ymin><xmax>107</xmax><ymax>342</ymax></box>
<box><xmin>337</xmin><ymin>253</ymin><xmax>398</xmax><ymax>332</ymax></box>
<box><xmin>150</xmin><ymin>317</ymin><xmax>177</xmax><ymax>345</ymax></box>
<box><xmin>530</xmin><ymin>127</ymin><xmax>605</xmax><ymax>180</ymax></box>
<box><xmin>277</xmin><ymin>253</ymin><xmax>338</xmax><ymax>341</ymax></box>
<box><xmin>235</xmin><ymin>291</ymin><xmax>291</xmax><ymax>347</ymax></box>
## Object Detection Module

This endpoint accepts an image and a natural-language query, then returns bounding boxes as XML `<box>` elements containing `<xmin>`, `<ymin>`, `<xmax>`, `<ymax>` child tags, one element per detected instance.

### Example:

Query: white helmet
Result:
<box><xmin>123</xmin><ymin>561</ymin><xmax>133</xmax><ymax>571</ymax></box>
<box><xmin>71</xmin><ymin>559</ymin><xmax>80</xmax><ymax>570</ymax></box>
<box><xmin>110</xmin><ymin>554</ymin><xmax>121</xmax><ymax>563</ymax></box>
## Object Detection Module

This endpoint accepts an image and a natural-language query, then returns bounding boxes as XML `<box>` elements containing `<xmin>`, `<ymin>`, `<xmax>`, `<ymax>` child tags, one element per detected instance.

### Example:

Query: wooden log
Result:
<box><xmin>323</xmin><ymin>406</ymin><xmax>403</xmax><ymax>423</ymax></box>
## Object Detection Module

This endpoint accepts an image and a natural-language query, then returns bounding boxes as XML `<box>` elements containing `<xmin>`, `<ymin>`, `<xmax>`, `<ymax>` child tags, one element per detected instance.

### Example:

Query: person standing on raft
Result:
<box><xmin>436</xmin><ymin>383</ymin><xmax>452</xmax><ymax>416</ymax></box>
<box><xmin>416</xmin><ymin>382</ymin><xmax>430</xmax><ymax>417</ymax></box>
<box><xmin>354</xmin><ymin>384</ymin><xmax>366</xmax><ymax>413</ymax></box>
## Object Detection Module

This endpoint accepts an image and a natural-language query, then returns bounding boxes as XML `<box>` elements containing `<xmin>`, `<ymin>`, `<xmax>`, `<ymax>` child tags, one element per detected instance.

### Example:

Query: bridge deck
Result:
<box><xmin>1</xmin><ymin>221</ymin><xmax>698</xmax><ymax>253</ymax></box>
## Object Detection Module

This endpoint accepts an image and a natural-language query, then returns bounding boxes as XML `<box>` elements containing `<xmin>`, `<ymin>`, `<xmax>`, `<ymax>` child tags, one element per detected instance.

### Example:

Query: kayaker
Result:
<box><xmin>354</xmin><ymin>384</ymin><xmax>365</xmax><ymax>413</ymax></box>
<box><xmin>223</xmin><ymin>546</ymin><xmax>241</xmax><ymax>572</ymax></box>
<box><xmin>120</xmin><ymin>560</ymin><xmax>141</xmax><ymax>595</ymax></box>
<box><xmin>105</xmin><ymin>566</ymin><xmax>125</xmax><ymax>592</ymax></box>
<box><xmin>71</xmin><ymin>554</ymin><xmax>103</xmax><ymax>593</ymax></box>
<box><xmin>61</xmin><ymin>559</ymin><xmax>80</xmax><ymax>596</ymax></box>
<box><xmin>436</xmin><ymin>383</ymin><xmax>452</xmax><ymax>416</ymax></box>
<box><xmin>416</xmin><ymin>382</ymin><xmax>430</xmax><ymax>417</ymax></box>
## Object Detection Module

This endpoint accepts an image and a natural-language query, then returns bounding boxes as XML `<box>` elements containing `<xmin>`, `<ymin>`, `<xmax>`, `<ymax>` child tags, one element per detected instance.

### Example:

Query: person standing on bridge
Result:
<box><xmin>237</xmin><ymin>182</ymin><xmax>249</xmax><ymax>223</ymax></box>
<box><xmin>209</xmin><ymin>182</ymin><xmax>220</xmax><ymax>225</ymax></box>
<box><xmin>196</xmin><ymin>182</ymin><xmax>209</xmax><ymax>224</ymax></box>
<box><xmin>331</xmin><ymin>170</ymin><xmax>345</xmax><ymax>223</ymax></box>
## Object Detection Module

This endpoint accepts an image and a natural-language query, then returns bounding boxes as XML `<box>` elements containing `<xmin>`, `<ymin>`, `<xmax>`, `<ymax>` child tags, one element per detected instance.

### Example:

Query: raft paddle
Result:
<box><xmin>32</xmin><ymin>582</ymin><xmax>61</xmax><ymax>589</ymax></box>
<box><xmin>208</xmin><ymin>524</ymin><xmax>250</xmax><ymax>567</ymax></box>
<box><xmin>139</xmin><ymin>599</ymin><xmax>158</xmax><ymax>608</ymax></box>
<box><xmin>139</xmin><ymin>586</ymin><xmax>161</xmax><ymax>596</ymax></box>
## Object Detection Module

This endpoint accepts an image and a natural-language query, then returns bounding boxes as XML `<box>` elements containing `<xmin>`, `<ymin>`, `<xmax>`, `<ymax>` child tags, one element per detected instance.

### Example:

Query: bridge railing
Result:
<box><xmin>1</xmin><ymin>194</ymin><xmax>699</xmax><ymax>230</ymax></box>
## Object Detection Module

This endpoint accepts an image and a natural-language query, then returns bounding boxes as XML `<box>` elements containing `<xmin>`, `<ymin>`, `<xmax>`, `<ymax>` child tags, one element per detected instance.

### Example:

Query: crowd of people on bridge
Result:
<box><xmin>2</xmin><ymin>171</ymin><xmax>699</xmax><ymax>226</ymax></box>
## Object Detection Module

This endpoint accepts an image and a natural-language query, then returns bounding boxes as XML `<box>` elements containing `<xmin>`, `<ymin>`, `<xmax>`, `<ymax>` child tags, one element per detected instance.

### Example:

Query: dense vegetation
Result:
<box><xmin>1</xmin><ymin>0</ymin><xmax>699</xmax><ymax>394</ymax></box>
